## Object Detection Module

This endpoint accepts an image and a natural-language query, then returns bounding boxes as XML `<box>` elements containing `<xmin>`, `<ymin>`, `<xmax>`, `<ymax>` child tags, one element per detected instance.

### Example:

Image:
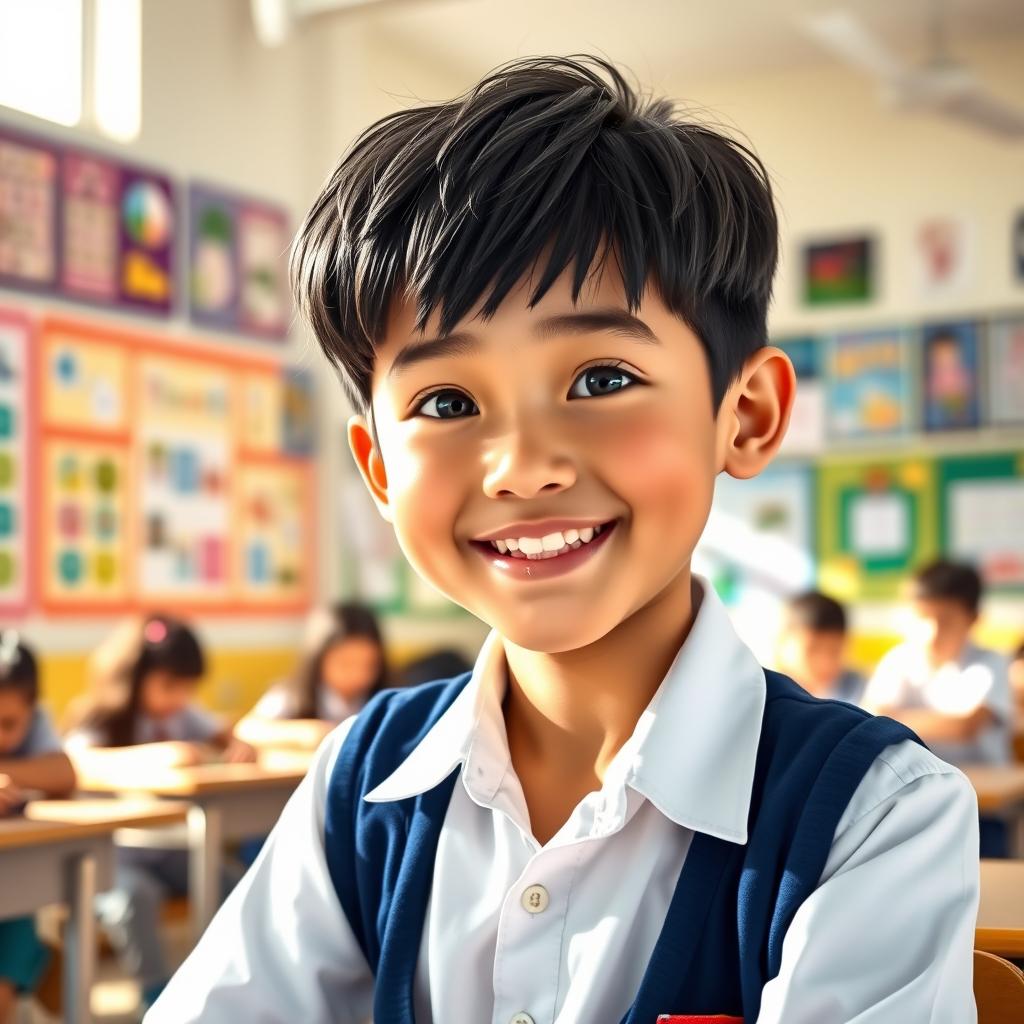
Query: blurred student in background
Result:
<box><xmin>0</xmin><ymin>632</ymin><xmax>75</xmax><ymax>1024</ymax></box>
<box><xmin>864</xmin><ymin>561</ymin><xmax>1012</xmax><ymax>767</ymax></box>
<box><xmin>1010</xmin><ymin>639</ymin><xmax>1024</xmax><ymax>750</ymax></box>
<box><xmin>64</xmin><ymin>615</ymin><xmax>254</xmax><ymax>1014</ymax></box>
<box><xmin>775</xmin><ymin>591</ymin><xmax>865</xmax><ymax>704</ymax></box>
<box><xmin>236</xmin><ymin>601</ymin><xmax>388</xmax><ymax>751</ymax></box>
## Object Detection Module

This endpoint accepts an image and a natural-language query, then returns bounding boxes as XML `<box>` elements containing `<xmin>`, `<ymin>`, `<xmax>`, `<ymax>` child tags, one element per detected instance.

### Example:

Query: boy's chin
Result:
<box><xmin>494</xmin><ymin>613</ymin><xmax>621</xmax><ymax>656</ymax></box>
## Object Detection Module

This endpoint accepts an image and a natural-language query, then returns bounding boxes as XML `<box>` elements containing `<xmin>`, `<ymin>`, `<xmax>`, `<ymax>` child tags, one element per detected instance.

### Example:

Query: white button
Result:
<box><xmin>510</xmin><ymin>1015</ymin><xmax>535</xmax><ymax>1024</ymax></box>
<box><xmin>520</xmin><ymin>884</ymin><xmax>549</xmax><ymax>914</ymax></box>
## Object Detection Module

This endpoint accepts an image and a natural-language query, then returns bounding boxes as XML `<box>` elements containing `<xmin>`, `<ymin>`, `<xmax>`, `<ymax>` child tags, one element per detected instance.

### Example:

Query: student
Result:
<box><xmin>864</xmin><ymin>559</ymin><xmax>1013</xmax><ymax>767</ymax></box>
<box><xmin>66</xmin><ymin>615</ymin><xmax>254</xmax><ymax>1013</ymax></box>
<box><xmin>235</xmin><ymin>602</ymin><xmax>388</xmax><ymax>750</ymax></box>
<box><xmin>1010</xmin><ymin>639</ymin><xmax>1024</xmax><ymax>743</ymax></box>
<box><xmin>0</xmin><ymin>632</ymin><xmax>75</xmax><ymax>1024</ymax></box>
<box><xmin>150</xmin><ymin>57</ymin><xmax>978</xmax><ymax>1022</ymax></box>
<box><xmin>775</xmin><ymin>590</ymin><xmax>865</xmax><ymax>704</ymax></box>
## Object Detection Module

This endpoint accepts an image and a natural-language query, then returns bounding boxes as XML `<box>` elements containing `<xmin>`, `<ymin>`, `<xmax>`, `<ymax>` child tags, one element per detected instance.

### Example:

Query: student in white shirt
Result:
<box><xmin>149</xmin><ymin>56</ymin><xmax>978</xmax><ymax>1023</ymax></box>
<box><xmin>864</xmin><ymin>559</ymin><xmax>1013</xmax><ymax>767</ymax></box>
<box><xmin>235</xmin><ymin>602</ymin><xmax>389</xmax><ymax>752</ymax></box>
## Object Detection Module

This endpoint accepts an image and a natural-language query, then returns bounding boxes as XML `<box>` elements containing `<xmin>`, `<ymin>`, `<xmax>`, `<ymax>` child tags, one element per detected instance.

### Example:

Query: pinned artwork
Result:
<box><xmin>0</xmin><ymin>310</ymin><xmax>31</xmax><ymax>612</ymax></box>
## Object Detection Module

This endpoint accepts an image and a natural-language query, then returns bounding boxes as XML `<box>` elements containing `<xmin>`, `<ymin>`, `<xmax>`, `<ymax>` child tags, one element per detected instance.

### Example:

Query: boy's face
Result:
<box><xmin>350</xmin><ymin>266</ymin><xmax>788</xmax><ymax>654</ymax></box>
<box><xmin>910</xmin><ymin>598</ymin><xmax>975</xmax><ymax>665</ymax></box>
<box><xmin>0</xmin><ymin>690</ymin><xmax>33</xmax><ymax>755</ymax></box>
<box><xmin>777</xmin><ymin>626</ymin><xmax>845</xmax><ymax>697</ymax></box>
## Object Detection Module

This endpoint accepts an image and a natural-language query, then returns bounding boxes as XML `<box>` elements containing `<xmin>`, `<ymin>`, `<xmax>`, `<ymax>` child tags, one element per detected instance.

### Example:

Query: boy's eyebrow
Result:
<box><xmin>388</xmin><ymin>308</ymin><xmax>659</xmax><ymax>377</ymax></box>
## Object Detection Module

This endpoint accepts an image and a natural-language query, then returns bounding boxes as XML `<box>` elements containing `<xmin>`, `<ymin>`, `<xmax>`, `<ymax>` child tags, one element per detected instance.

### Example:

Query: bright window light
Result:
<box><xmin>94</xmin><ymin>0</ymin><xmax>141</xmax><ymax>141</ymax></box>
<box><xmin>0</xmin><ymin>0</ymin><xmax>83</xmax><ymax>126</ymax></box>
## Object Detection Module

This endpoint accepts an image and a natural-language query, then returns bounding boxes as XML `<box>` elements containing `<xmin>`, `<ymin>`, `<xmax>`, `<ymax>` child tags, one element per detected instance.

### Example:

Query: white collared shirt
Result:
<box><xmin>149</xmin><ymin>581</ymin><xmax>979</xmax><ymax>1024</ymax></box>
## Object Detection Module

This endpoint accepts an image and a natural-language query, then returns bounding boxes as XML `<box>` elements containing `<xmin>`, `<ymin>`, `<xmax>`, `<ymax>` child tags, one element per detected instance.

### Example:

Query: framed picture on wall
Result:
<box><xmin>802</xmin><ymin>235</ymin><xmax>874</xmax><ymax>306</ymax></box>
<box><xmin>921</xmin><ymin>321</ymin><xmax>981</xmax><ymax>432</ymax></box>
<box><xmin>828</xmin><ymin>328</ymin><xmax>912</xmax><ymax>439</ymax></box>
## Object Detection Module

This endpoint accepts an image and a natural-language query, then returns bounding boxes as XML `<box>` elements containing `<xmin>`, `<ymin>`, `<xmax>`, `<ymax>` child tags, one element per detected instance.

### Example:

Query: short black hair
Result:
<box><xmin>784</xmin><ymin>591</ymin><xmax>847</xmax><ymax>634</ymax></box>
<box><xmin>292</xmin><ymin>55</ymin><xmax>778</xmax><ymax>415</ymax></box>
<box><xmin>911</xmin><ymin>560</ymin><xmax>983</xmax><ymax>615</ymax></box>
<box><xmin>0</xmin><ymin>631</ymin><xmax>39</xmax><ymax>704</ymax></box>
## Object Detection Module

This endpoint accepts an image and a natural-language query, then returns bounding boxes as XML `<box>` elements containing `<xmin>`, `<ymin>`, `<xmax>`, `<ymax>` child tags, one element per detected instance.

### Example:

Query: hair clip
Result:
<box><xmin>143</xmin><ymin>619</ymin><xmax>168</xmax><ymax>644</ymax></box>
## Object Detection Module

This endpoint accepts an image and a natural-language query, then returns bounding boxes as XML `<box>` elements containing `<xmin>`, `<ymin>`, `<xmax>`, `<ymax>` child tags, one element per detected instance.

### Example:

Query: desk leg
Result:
<box><xmin>188</xmin><ymin>803</ymin><xmax>223</xmax><ymax>941</ymax></box>
<box><xmin>63</xmin><ymin>852</ymin><xmax>97</xmax><ymax>1024</ymax></box>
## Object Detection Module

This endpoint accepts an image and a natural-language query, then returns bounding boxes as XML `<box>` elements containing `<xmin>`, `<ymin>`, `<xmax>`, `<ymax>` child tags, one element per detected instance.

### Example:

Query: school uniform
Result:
<box><xmin>251</xmin><ymin>682</ymin><xmax>362</xmax><ymax>723</ymax></box>
<box><xmin>865</xmin><ymin>640</ymin><xmax>1013</xmax><ymax>765</ymax></box>
<box><xmin>148</xmin><ymin>579</ymin><xmax>979</xmax><ymax>1023</ymax></box>
<box><xmin>67</xmin><ymin>705</ymin><xmax>226</xmax><ymax>993</ymax></box>
<box><xmin>0</xmin><ymin>708</ymin><xmax>63</xmax><ymax>995</ymax></box>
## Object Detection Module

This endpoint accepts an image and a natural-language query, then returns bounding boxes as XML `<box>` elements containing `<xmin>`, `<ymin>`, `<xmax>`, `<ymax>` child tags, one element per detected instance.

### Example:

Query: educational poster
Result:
<box><xmin>939</xmin><ymin>453</ymin><xmax>1024</xmax><ymax>589</ymax></box>
<box><xmin>914</xmin><ymin>217</ymin><xmax>974</xmax><ymax>298</ymax></box>
<box><xmin>189</xmin><ymin>184</ymin><xmax>290</xmax><ymax>340</ymax></box>
<box><xmin>922</xmin><ymin>321</ymin><xmax>981</xmax><ymax>431</ymax></box>
<box><xmin>42</xmin><ymin>328</ymin><xmax>131</xmax><ymax>434</ymax></box>
<box><xmin>135</xmin><ymin>353</ymin><xmax>234</xmax><ymax>605</ymax></box>
<box><xmin>828</xmin><ymin>329</ymin><xmax>911</xmax><ymax>439</ymax></box>
<box><xmin>40</xmin><ymin>438</ymin><xmax>132</xmax><ymax>609</ymax></box>
<box><xmin>0</xmin><ymin>311</ymin><xmax>30</xmax><ymax>612</ymax></box>
<box><xmin>61</xmin><ymin>148</ymin><xmax>176</xmax><ymax>314</ymax></box>
<box><xmin>282</xmin><ymin>369</ymin><xmax>316</xmax><ymax>456</ymax></box>
<box><xmin>236</xmin><ymin>463</ymin><xmax>311</xmax><ymax>606</ymax></box>
<box><xmin>988</xmin><ymin>317</ymin><xmax>1024</xmax><ymax>426</ymax></box>
<box><xmin>817</xmin><ymin>458</ymin><xmax>938</xmax><ymax>601</ymax></box>
<box><xmin>775</xmin><ymin>336</ymin><xmax>825</xmax><ymax>455</ymax></box>
<box><xmin>802</xmin><ymin>236</ymin><xmax>873</xmax><ymax>306</ymax></box>
<box><xmin>0</xmin><ymin>128</ymin><xmax>59</xmax><ymax>291</ymax></box>
<box><xmin>240</xmin><ymin>370</ymin><xmax>284</xmax><ymax>454</ymax></box>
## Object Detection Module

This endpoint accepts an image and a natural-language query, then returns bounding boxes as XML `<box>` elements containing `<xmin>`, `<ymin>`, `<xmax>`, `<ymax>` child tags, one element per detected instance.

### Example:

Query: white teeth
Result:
<box><xmin>495</xmin><ymin>540</ymin><xmax>508</xmax><ymax>554</ymax></box>
<box><xmin>579</xmin><ymin>526</ymin><xmax>594</xmax><ymax>543</ymax></box>
<box><xmin>541</xmin><ymin>532</ymin><xmax>564</xmax><ymax>552</ymax></box>
<box><xmin>563</xmin><ymin>528</ymin><xmax>579</xmax><ymax>544</ymax></box>
<box><xmin>518</xmin><ymin>536</ymin><xmax>543</xmax><ymax>555</ymax></box>
<box><xmin>485</xmin><ymin>522</ymin><xmax>612</xmax><ymax>558</ymax></box>
<box><xmin>506</xmin><ymin>538</ymin><xmax>519</xmax><ymax>551</ymax></box>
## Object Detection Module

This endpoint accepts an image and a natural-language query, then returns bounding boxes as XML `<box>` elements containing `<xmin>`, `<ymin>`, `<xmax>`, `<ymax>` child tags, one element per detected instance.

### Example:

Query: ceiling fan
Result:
<box><xmin>803</xmin><ymin>2</ymin><xmax>1024</xmax><ymax>141</ymax></box>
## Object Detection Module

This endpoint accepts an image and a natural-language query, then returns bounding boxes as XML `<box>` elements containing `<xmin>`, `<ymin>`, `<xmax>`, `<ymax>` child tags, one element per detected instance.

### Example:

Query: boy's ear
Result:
<box><xmin>717</xmin><ymin>346</ymin><xmax>796</xmax><ymax>480</ymax></box>
<box><xmin>347</xmin><ymin>414</ymin><xmax>392</xmax><ymax>522</ymax></box>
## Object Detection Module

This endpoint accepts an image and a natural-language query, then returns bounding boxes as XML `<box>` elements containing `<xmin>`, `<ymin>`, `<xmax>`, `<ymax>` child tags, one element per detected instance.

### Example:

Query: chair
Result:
<box><xmin>974</xmin><ymin>949</ymin><xmax>1024</xmax><ymax>1023</ymax></box>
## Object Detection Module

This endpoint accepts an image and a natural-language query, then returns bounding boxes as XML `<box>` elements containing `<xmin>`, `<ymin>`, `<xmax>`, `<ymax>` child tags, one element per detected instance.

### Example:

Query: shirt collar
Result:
<box><xmin>365</xmin><ymin>577</ymin><xmax>766</xmax><ymax>844</ymax></box>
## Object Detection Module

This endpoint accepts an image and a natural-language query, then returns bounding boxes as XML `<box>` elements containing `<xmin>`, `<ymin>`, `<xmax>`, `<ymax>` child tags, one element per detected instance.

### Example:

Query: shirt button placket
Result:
<box><xmin>510</xmin><ymin>1014</ymin><xmax>536</xmax><ymax>1024</ymax></box>
<box><xmin>520</xmin><ymin>884</ymin><xmax>549</xmax><ymax>914</ymax></box>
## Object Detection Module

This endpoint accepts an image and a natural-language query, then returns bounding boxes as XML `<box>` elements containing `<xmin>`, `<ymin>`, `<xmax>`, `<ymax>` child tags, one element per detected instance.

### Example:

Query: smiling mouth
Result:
<box><xmin>470</xmin><ymin>520</ymin><xmax>617</xmax><ymax>560</ymax></box>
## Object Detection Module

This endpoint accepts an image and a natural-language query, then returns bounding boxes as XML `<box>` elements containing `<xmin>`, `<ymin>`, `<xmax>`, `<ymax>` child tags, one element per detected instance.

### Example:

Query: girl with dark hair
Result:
<box><xmin>236</xmin><ymin>602</ymin><xmax>388</xmax><ymax>750</ymax></box>
<box><xmin>65</xmin><ymin>615</ymin><xmax>254</xmax><ymax>1013</ymax></box>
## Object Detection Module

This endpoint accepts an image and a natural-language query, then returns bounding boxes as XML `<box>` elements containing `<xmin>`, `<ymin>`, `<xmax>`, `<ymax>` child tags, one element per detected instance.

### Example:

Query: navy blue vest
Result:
<box><xmin>324</xmin><ymin>669</ymin><xmax>920</xmax><ymax>1023</ymax></box>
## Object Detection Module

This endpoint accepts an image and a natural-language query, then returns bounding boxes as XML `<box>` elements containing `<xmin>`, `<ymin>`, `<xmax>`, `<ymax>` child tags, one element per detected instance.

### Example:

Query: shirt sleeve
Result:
<box><xmin>15</xmin><ymin>708</ymin><xmax>64</xmax><ymax>756</ymax></box>
<box><xmin>250</xmin><ymin>683</ymin><xmax>299</xmax><ymax>721</ymax></box>
<box><xmin>756</xmin><ymin>738</ymin><xmax>979</xmax><ymax>1023</ymax></box>
<box><xmin>144</xmin><ymin>716</ymin><xmax>374</xmax><ymax>1024</ymax></box>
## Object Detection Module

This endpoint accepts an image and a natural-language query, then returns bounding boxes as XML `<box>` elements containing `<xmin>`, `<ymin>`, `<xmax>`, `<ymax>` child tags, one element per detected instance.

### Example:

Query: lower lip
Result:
<box><xmin>470</xmin><ymin>521</ymin><xmax>617</xmax><ymax>581</ymax></box>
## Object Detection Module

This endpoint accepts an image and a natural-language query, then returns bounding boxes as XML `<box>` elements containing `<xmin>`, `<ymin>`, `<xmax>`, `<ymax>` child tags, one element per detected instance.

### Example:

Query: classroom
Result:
<box><xmin>1</xmin><ymin>0</ymin><xmax>1023</xmax><ymax>1021</ymax></box>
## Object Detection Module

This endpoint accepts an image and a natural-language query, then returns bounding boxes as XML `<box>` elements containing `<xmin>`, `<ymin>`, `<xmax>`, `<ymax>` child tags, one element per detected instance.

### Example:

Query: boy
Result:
<box><xmin>775</xmin><ymin>591</ymin><xmax>865</xmax><ymax>704</ymax></box>
<box><xmin>151</xmin><ymin>57</ymin><xmax>978</xmax><ymax>1022</ymax></box>
<box><xmin>0</xmin><ymin>632</ymin><xmax>76</xmax><ymax>1023</ymax></box>
<box><xmin>865</xmin><ymin>559</ymin><xmax>1013</xmax><ymax>767</ymax></box>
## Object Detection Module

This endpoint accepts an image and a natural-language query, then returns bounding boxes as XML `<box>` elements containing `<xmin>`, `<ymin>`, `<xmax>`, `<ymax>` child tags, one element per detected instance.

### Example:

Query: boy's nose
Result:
<box><xmin>481</xmin><ymin>425</ymin><xmax>577</xmax><ymax>500</ymax></box>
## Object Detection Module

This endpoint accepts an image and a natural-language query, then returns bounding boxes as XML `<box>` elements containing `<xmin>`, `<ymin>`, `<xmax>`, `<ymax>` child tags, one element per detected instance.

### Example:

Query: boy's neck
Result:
<box><xmin>501</xmin><ymin>568</ymin><xmax>699</xmax><ymax>789</ymax></box>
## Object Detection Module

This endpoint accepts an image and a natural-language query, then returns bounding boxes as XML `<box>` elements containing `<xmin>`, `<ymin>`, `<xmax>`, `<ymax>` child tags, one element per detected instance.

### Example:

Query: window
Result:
<box><xmin>0</xmin><ymin>0</ymin><xmax>141</xmax><ymax>141</ymax></box>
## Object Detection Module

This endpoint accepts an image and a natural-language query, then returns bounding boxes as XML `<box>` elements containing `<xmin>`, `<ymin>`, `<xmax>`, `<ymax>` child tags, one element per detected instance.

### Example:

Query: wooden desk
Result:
<box><xmin>963</xmin><ymin>765</ymin><xmax>1024</xmax><ymax>856</ymax></box>
<box><xmin>76</xmin><ymin>760</ymin><xmax>308</xmax><ymax>937</ymax></box>
<box><xmin>0</xmin><ymin>799</ymin><xmax>187</xmax><ymax>1024</ymax></box>
<box><xmin>978</xmin><ymin>859</ymin><xmax>1024</xmax><ymax>959</ymax></box>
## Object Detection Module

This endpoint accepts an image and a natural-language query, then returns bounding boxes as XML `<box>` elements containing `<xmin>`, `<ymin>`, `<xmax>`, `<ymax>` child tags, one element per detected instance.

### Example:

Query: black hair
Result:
<box><xmin>291</xmin><ymin>55</ymin><xmax>778</xmax><ymax>415</ymax></box>
<box><xmin>784</xmin><ymin>591</ymin><xmax>847</xmax><ymax>634</ymax></box>
<box><xmin>397</xmin><ymin>647</ymin><xmax>473</xmax><ymax>689</ymax></box>
<box><xmin>0</xmin><ymin>631</ymin><xmax>39</xmax><ymax>705</ymax></box>
<box><xmin>289</xmin><ymin>602</ymin><xmax>388</xmax><ymax>719</ymax></box>
<box><xmin>911</xmin><ymin>560</ymin><xmax>983</xmax><ymax>616</ymax></box>
<box><xmin>80</xmin><ymin>614</ymin><xmax>205</xmax><ymax>747</ymax></box>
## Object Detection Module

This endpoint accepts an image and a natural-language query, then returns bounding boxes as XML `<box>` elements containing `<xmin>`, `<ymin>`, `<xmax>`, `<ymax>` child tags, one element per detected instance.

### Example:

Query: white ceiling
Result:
<box><xmin>329</xmin><ymin>0</ymin><xmax>1024</xmax><ymax>85</ymax></box>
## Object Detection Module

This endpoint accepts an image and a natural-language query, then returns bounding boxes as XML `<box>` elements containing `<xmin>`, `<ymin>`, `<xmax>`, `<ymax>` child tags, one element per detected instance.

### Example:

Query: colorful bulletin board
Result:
<box><xmin>0</xmin><ymin>309</ymin><xmax>31</xmax><ymax>613</ymax></box>
<box><xmin>0</xmin><ymin>124</ymin><xmax>177</xmax><ymax>314</ymax></box>
<box><xmin>775</xmin><ymin>336</ymin><xmax>825</xmax><ymax>455</ymax></box>
<box><xmin>921</xmin><ymin>321</ymin><xmax>981</xmax><ymax>431</ymax></box>
<box><xmin>61</xmin><ymin>147</ymin><xmax>176</xmax><ymax>314</ymax></box>
<box><xmin>188</xmin><ymin>184</ymin><xmax>291</xmax><ymax>340</ymax></box>
<box><xmin>817</xmin><ymin>458</ymin><xmax>938</xmax><ymax>601</ymax></box>
<box><xmin>828</xmin><ymin>328</ymin><xmax>912</xmax><ymax>439</ymax></box>
<box><xmin>938</xmin><ymin>452</ymin><xmax>1024</xmax><ymax>590</ymax></box>
<box><xmin>37</xmin><ymin>317</ymin><xmax>314</xmax><ymax>614</ymax></box>
<box><xmin>0</xmin><ymin>127</ymin><xmax>59</xmax><ymax>293</ymax></box>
